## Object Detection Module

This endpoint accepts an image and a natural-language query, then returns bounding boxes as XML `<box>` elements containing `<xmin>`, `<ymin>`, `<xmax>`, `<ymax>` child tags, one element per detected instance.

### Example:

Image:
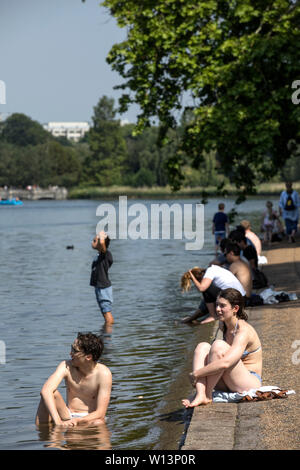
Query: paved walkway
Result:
<box><xmin>182</xmin><ymin>244</ymin><xmax>300</xmax><ymax>450</ymax></box>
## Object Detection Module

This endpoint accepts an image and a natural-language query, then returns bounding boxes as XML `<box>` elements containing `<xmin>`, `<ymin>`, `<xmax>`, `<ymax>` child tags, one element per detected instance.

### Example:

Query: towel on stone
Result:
<box><xmin>258</xmin><ymin>255</ymin><xmax>268</xmax><ymax>265</ymax></box>
<box><xmin>212</xmin><ymin>386</ymin><xmax>295</xmax><ymax>403</ymax></box>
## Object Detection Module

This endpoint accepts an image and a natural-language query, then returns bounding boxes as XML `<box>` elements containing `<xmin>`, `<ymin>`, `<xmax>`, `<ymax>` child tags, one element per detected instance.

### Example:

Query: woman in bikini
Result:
<box><xmin>182</xmin><ymin>288</ymin><xmax>262</xmax><ymax>408</ymax></box>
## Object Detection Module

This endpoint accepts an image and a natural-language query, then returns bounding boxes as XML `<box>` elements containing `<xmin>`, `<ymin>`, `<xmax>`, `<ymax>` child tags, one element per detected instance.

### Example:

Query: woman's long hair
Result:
<box><xmin>217</xmin><ymin>288</ymin><xmax>248</xmax><ymax>337</ymax></box>
<box><xmin>181</xmin><ymin>267</ymin><xmax>206</xmax><ymax>292</ymax></box>
<box><xmin>217</xmin><ymin>288</ymin><xmax>248</xmax><ymax>321</ymax></box>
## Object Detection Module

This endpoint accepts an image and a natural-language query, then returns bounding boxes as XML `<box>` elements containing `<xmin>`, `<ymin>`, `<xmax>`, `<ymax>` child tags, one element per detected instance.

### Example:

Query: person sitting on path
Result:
<box><xmin>209</xmin><ymin>238</ymin><xmax>231</xmax><ymax>269</ymax></box>
<box><xmin>90</xmin><ymin>231</ymin><xmax>114</xmax><ymax>325</ymax></box>
<box><xmin>182</xmin><ymin>288</ymin><xmax>262</xmax><ymax>408</ymax></box>
<box><xmin>225</xmin><ymin>241</ymin><xmax>252</xmax><ymax>299</ymax></box>
<box><xmin>279</xmin><ymin>182</ymin><xmax>300</xmax><ymax>243</ymax></box>
<box><xmin>240</xmin><ymin>220</ymin><xmax>262</xmax><ymax>257</ymax></box>
<box><xmin>229</xmin><ymin>231</ymin><xmax>269</xmax><ymax>289</ymax></box>
<box><xmin>35</xmin><ymin>332</ymin><xmax>112</xmax><ymax>427</ymax></box>
<box><xmin>229</xmin><ymin>230</ymin><xmax>258</xmax><ymax>270</ymax></box>
<box><xmin>181</xmin><ymin>264</ymin><xmax>246</xmax><ymax>324</ymax></box>
<box><xmin>212</xmin><ymin>203</ymin><xmax>229</xmax><ymax>256</ymax></box>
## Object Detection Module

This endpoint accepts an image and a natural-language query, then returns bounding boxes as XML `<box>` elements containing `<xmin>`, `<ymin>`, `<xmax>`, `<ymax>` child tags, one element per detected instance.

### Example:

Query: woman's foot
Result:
<box><xmin>200</xmin><ymin>316</ymin><xmax>216</xmax><ymax>324</ymax></box>
<box><xmin>182</xmin><ymin>395</ymin><xmax>212</xmax><ymax>408</ymax></box>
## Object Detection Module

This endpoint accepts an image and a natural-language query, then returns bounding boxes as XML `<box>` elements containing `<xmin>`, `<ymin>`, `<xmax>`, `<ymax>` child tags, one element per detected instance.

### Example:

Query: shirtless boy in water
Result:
<box><xmin>35</xmin><ymin>332</ymin><xmax>112</xmax><ymax>427</ymax></box>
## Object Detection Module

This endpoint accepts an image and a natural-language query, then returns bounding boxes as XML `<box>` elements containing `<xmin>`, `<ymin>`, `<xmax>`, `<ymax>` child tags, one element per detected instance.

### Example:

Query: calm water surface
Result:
<box><xmin>0</xmin><ymin>197</ymin><xmax>277</xmax><ymax>449</ymax></box>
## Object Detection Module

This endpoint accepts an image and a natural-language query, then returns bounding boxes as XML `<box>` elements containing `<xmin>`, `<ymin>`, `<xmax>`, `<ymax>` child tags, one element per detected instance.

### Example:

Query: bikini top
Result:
<box><xmin>223</xmin><ymin>320</ymin><xmax>261</xmax><ymax>358</ymax></box>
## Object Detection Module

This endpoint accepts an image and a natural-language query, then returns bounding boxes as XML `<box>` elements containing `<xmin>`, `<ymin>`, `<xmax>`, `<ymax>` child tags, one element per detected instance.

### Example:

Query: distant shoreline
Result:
<box><xmin>68</xmin><ymin>182</ymin><xmax>300</xmax><ymax>200</ymax></box>
<box><xmin>2</xmin><ymin>181</ymin><xmax>300</xmax><ymax>201</ymax></box>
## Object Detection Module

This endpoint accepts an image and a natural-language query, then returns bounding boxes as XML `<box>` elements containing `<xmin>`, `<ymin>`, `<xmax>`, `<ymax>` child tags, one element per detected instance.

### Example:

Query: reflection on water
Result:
<box><xmin>37</xmin><ymin>422</ymin><xmax>111</xmax><ymax>450</ymax></box>
<box><xmin>0</xmin><ymin>198</ymin><xmax>270</xmax><ymax>449</ymax></box>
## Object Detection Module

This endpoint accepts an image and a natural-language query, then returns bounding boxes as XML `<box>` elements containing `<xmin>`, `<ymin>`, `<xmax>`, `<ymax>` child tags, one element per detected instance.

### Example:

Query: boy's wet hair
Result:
<box><xmin>76</xmin><ymin>332</ymin><xmax>104</xmax><ymax>362</ymax></box>
<box><xmin>218</xmin><ymin>203</ymin><xmax>225</xmax><ymax>210</ymax></box>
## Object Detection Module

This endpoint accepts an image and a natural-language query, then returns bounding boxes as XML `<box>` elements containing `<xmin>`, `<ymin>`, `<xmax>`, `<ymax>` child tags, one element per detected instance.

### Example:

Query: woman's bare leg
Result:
<box><xmin>206</xmin><ymin>340</ymin><xmax>261</xmax><ymax>396</ymax></box>
<box><xmin>199</xmin><ymin>303</ymin><xmax>216</xmax><ymax>324</ymax></box>
<box><xmin>182</xmin><ymin>342</ymin><xmax>212</xmax><ymax>408</ymax></box>
<box><xmin>204</xmin><ymin>340</ymin><xmax>231</xmax><ymax>398</ymax></box>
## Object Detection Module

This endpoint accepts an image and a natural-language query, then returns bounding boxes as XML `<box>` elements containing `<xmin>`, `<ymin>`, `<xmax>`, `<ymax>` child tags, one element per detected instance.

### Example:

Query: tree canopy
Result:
<box><xmin>85</xmin><ymin>96</ymin><xmax>128</xmax><ymax>185</ymax></box>
<box><xmin>1</xmin><ymin>113</ymin><xmax>52</xmax><ymax>147</ymax></box>
<box><xmin>103</xmin><ymin>0</ymin><xmax>300</xmax><ymax>200</ymax></box>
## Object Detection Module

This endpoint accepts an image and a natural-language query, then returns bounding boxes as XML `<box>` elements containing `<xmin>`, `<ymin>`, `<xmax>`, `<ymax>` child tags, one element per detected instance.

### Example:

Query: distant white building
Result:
<box><xmin>43</xmin><ymin>122</ymin><xmax>90</xmax><ymax>142</ymax></box>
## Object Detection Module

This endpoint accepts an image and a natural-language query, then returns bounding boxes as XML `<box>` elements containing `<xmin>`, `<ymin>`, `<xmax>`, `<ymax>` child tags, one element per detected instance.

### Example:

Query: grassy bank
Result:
<box><xmin>68</xmin><ymin>181</ymin><xmax>300</xmax><ymax>200</ymax></box>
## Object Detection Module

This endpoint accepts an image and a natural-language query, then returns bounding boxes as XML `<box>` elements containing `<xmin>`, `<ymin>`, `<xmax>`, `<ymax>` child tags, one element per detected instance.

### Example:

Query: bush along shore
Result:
<box><xmin>68</xmin><ymin>182</ymin><xmax>300</xmax><ymax>200</ymax></box>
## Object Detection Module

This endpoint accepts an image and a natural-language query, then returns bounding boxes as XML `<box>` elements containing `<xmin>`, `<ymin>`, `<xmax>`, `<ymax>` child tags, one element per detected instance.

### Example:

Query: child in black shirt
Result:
<box><xmin>90</xmin><ymin>231</ymin><xmax>114</xmax><ymax>325</ymax></box>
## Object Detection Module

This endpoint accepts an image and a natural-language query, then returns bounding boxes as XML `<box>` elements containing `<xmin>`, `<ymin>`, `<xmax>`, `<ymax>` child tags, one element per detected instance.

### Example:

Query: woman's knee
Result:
<box><xmin>210</xmin><ymin>340</ymin><xmax>229</xmax><ymax>357</ymax></box>
<box><xmin>194</xmin><ymin>342</ymin><xmax>211</xmax><ymax>354</ymax></box>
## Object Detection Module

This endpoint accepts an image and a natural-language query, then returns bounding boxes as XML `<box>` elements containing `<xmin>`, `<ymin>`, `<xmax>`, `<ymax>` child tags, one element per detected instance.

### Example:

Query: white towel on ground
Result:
<box><xmin>258</xmin><ymin>255</ymin><xmax>268</xmax><ymax>265</ymax></box>
<box><xmin>212</xmin><ymin>386</ymin><xmax>296</xmax><ymax>403</ymax></box>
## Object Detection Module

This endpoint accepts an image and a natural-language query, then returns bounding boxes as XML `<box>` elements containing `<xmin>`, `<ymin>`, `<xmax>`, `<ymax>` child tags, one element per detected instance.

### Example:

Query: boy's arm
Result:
<box><xmin>71</xmin><ymin>366</ymin><xmax>112</xmax><ymax>426</ymax></box>
<box><xmin>92</xmin><ymin>231</ymin><xmax>107</xmax><ymax>253</ymax></box>
<box><xmin>40</xmin><ymin>361</ymin><xmax>68</xmax><ymax>425</ymax></box>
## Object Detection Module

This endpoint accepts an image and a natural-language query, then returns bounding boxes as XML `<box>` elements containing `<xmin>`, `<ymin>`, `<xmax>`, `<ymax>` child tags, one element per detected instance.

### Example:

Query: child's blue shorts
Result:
<box><xmin>214</xmin><ymin>230</ymin><xmax>226</xmax><ymax>245</ymax></box>
<box><xmin>95</xmin><ymin>286</ymin><xmax>113</xmax><ymax>314</ymax></box>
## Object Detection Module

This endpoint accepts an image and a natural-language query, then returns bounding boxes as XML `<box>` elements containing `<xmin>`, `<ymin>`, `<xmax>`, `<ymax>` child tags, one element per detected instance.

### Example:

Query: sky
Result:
<box><xmin>0</xmin><ymin>0</ymin><xmax>139</xmax><ymax>125</ymax></box>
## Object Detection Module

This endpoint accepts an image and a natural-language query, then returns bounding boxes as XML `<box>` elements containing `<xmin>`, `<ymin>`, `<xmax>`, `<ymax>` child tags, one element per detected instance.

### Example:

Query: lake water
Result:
<box><xmin>0</xmin><ymin>197</ymin><xmax>279</xmax><ymax>450</ymax></box>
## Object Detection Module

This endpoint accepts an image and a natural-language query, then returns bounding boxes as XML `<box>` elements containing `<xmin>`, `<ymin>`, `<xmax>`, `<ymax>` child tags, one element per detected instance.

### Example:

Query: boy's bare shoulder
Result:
<box><xmin>64</xmin><ymin>359</ymin><xmax>76</xmax><ymax>375</ymax></box>
<box><xmin>96</xmin><ymin>363</ymin><xmax>112</xmax><ymax>379</ymax></box>
<box><xmin>56</xmin><ymin>359</ymin><xmax>69</xmax><ymax>371</ymax></box>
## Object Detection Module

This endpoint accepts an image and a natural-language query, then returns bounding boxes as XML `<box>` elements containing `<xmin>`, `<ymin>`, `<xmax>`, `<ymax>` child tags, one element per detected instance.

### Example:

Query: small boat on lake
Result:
<box><xmin>0</xmin><ymin>198</ymin><xmax>23</xmax><ymax>206</ymax></box>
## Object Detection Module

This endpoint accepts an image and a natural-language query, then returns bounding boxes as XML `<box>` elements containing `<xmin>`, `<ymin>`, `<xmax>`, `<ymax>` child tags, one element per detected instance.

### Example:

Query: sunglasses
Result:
<box><xmin>71</xmin><ymin>344</ymin><xmax>82</xmax><ymax>354</ymax></box>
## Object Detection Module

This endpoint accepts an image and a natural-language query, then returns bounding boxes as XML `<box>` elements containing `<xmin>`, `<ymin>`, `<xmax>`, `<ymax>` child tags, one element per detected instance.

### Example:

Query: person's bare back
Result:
<box><xmin>229</xmin><ymin>260</ymin><xmax>252</xmax><ymax>298</ymax></box>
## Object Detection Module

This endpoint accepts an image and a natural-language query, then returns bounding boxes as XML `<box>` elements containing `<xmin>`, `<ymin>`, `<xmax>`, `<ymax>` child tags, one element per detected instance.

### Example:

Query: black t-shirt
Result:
<box><xmin>242</xmin><ymin>245</ymin><xmax>258</xmax><ymax>268</ymax></box>
<box><xmin>90</xmin><ymin>250</ymin><xmax>113</xmax><ymax>288</ymax></box>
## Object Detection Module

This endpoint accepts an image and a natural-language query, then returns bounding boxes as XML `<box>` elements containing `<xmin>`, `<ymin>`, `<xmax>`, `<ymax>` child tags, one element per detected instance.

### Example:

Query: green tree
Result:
<box><xmin>122</xmin><ymin>124</ymin><xmax>170</xmax><ymax>186</ymax></box>
<box><xmin>103</xmin><ymin>0</ymin><xmax>300</xmax><ymax>200</ymax></box>
<box><xmin>0</xmin><ymin>140</ymin><xmax>82</xmax><ymax>188</ymax></box>
<box><xmin>1</xmin><ymin>113</ymin><xmax>52</xmax><ymax>146</ymax></box>
<box><xmin>0</xmin><ymin>141</ymin><xmax>19</xmax><ymax>186</ymax></box>
<box><xmin>43</xmin><ymin>141</ymin><xmax>82</xmax><ymax>187</ymax></box>
<box><xmin>86</xmin><ymin>96</ymin><xmax>127</xmax><ymax>186</ymax></box>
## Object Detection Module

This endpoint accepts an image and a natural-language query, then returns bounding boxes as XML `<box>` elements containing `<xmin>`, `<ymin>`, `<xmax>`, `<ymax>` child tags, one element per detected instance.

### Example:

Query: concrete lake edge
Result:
<box><xmin>181</xmin><ymin>243</ymin><xmax>300</xmax><ymax>450</ymax></box>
